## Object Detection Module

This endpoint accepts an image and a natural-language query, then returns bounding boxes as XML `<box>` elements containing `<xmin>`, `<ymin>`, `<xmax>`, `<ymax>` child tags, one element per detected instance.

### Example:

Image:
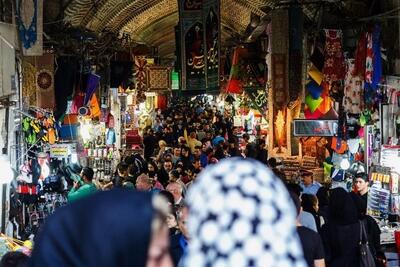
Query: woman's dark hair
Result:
<box><xmin>301</xmin><ymin>194</ymin><xmax>318</xmax><ymax>214</ymax></box>
<box><xmin>0</xmin><ymin>251</ymin><xmax>29</xmax><ymax>267</ymax></box>
<box><xmin>316</xmin><ymin>186</ymin><xmax>329</xmax><ymax>207</ymax></box>
<box><xmin>147</xmin><ymin>160</ymin><xmax>159</xmax><ymax>173</ymax></box>
<box><xmin>117</xmin><ymin>163</ymin><xmax>129</xmax><ymax>175</ymax></box>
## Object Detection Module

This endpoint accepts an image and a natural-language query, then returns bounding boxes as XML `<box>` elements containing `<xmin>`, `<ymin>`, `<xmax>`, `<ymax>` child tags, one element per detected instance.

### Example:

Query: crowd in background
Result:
<box><xmin>0</xmin><ymin>98</ymin><xmax>385</xmax><ymax>267</ymax></box>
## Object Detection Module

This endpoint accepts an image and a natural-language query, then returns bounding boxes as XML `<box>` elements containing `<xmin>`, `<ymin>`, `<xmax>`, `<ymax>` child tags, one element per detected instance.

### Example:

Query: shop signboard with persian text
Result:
<box><xmin>293</xmin><ymin>120</ymin><xmax>338</xmax><ymax>137</ymax></box>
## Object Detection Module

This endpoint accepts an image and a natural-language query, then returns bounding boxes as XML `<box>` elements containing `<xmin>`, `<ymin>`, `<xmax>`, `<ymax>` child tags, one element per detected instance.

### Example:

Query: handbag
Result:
<box><xmin>359</xmin><ymin>220</ymin><xmax>376</xmax><ymax>267</ymax></box>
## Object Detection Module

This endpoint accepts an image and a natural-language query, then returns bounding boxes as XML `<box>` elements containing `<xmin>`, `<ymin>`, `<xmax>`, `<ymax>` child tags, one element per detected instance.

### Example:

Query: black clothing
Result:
<box><xmin>169</xmin><ymin>234</ymin><xmax>184</xmax><ymax>267</ymax></box>
<box><xmin>143</xmin><ymin>134</ymin><xmax>157</xmax><ymax>160</ymax></box>
<box><xmin>256</xmin><ymin>148</ymin><xmax>268</xmax><ymax>164</ymax></box>
<box><xmin>350</xmin><ymin>192</ymin><xmax>381</xmax><ymax>257</ymax></box>
<box><xmin>157</xmin><ymin>168</ymin><xmax>170</xmax><ymax>188</ymax></box>
<box><xmin>321</xmin><ymin>188</ymin><xmax>361</xmax><ymax>267</ymax></box>
<box><xmin>297</xmin><ymin>226</ymin><xmax>325</xmax><ymax>267</ymax></box>
<box><xmin>321</xmin><ymin>222</ymin><xmax>360</xmax><ymax>267</ymax></box>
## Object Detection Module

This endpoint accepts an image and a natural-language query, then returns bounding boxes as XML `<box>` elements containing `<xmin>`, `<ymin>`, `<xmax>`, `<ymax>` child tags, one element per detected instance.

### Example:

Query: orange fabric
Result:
<box><xmin>318</xmin><ymin>96</ymin><xmax>332</xmax><ymax>114</ymax></box>
<box><xmin>89</xmin><ymin>94</ymin><xmax>101</xmax><ymax>118</ymax></box>
<box><xmin>331</xmin><ymin>137</ymin><xmax>348</xmax><ymax>154</ymax></box>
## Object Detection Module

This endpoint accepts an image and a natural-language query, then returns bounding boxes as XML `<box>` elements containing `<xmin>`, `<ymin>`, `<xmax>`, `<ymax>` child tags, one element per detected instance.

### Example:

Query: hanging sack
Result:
<box><xmin>359</xmin><ymin>220</ymin><xmax>376</xmax><ymax>267</ymax></box>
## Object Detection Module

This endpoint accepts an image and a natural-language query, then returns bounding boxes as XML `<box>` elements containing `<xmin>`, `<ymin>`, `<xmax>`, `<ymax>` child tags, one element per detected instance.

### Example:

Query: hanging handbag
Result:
<box><xmin>359</xmin><ymin>220</ymin><xmax>376</xmax><ymax>267</ymax></box>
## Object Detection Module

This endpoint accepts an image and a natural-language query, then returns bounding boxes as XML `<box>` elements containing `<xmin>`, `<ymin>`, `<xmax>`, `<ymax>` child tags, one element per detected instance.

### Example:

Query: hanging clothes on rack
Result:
<box><xmin>322</xmin><ymin>29</ymin><xmax>346</xmax><ymax>83</ymax></box>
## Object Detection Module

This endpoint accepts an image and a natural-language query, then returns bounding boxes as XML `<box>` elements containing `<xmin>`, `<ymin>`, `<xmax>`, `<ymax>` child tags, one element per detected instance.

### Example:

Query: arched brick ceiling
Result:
<box><xmin>64</xmin><ymin>0</ymin><xmax>278</xmax><ymax>58</ymax></box>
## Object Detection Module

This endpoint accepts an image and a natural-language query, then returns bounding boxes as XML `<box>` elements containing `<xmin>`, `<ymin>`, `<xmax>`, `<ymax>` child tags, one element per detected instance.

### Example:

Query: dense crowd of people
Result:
<box><xmin>0</xmin><ymin>99</ymin><xmax>385</xmax><ymax>267</ymax></box>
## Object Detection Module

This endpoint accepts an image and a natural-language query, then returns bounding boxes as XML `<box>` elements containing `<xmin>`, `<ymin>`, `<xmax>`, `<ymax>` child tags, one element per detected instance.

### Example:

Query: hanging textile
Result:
<box><xmin>343</xmin><ymin>59</ymin><xmax>364</xmax><ymax>114</ymax></box>
<box><xmin>225</xmin><ymin>47</ymin><xmax>242</xmax><ymax>94</ymax></box>
<box><xmin>365</xmin><ymin>32</ymin><xmax>373</xmax><ymax>84</ymax></box>
<box><xmin>322</xmin><ymin>29</ymin><xmax>345</xmax><ymax>82</ymax></box>
<box><xmin>84</xmin><ymin>74</ymin><xmax>100</xmax><ymax>105</ymax></box>
<box><xmin>16</xmin><ymin>0</ymin><xmax>43</xmax><ymax>56</ymax></box>
<box><xmin>34</xmin><ymin>54</ymin><xmax>55</xmax><ymax>109</ymax></box>
<box><xmin>371</xmin><ymin>24</ymin><xmax>382</xmax><ymax>90</ymax></box>
<box><xmin>156</xmin><ymin>95</ymin><xmax>167</xmax><ymax>110</ymax></box>
<box><xmin>22</xmin><ymin>61</ymin><xmax>37</xmax><ymax>106</ymax></box>
<box><xmin>353</xmin><ymin>33</ymin><xmax>367</xmax><ymax>79</ymax></box>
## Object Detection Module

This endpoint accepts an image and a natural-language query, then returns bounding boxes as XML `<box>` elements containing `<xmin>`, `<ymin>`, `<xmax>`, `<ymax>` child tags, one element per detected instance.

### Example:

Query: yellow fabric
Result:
<box><xmin>308</xmin><ymin>65</ymin><xmax>323</xmax><ymax>85</ymax></box>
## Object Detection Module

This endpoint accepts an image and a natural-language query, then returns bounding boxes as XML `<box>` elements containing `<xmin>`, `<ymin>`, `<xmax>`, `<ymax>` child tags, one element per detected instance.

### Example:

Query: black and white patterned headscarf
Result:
<box><xmin>181</xmin><ymin>158</ymin><xmax>307</xmax><ymax>267</ymax></box>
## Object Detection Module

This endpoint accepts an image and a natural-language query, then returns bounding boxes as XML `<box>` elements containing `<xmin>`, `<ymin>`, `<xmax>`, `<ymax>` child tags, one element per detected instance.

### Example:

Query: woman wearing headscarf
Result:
<box><xmin>320</xmin><ymin>188</ymin><xmax>360</xmax><ymax>267</ymax></box>
<box><xmin>301</xmin><ymin>193</ymin><xmax>322</xmax><ymax>232</ymax></box>
<box><xmin>350</xmin><ymin>192</ymin><xmax>381</xmax><ymax>262</ymax></box>
<box><xmin>27</xmin><ymin>189</ymin><xmax>173</xmax><ymax>267</ymax></box>
<box><xmin>180</xmin><ymin>158</ymin><xmax>307</xmax><ymax>267</ymax></box>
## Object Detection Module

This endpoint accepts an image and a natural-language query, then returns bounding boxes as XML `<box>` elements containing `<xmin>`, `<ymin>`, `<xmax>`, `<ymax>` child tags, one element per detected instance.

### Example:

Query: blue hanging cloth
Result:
<box><xmin>371</xmin><ymin>24</ymin><xmax>382</xmax><ymax>90</ymax></box>
<box><xmin>16</xmin><ymin>0</ymin><xmax>38</xmax><ymax>49</ymax></box>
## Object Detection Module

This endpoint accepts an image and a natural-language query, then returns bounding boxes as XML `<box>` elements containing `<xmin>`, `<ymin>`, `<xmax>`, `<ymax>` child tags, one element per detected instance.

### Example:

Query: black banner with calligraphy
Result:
<box><xmin>245</xmin><ymin>87</ymin><xmax>268</xmax><ymax>116</ymax></box>
<box><xmin>179</xmin><ymin>0</ymin><xmax>205</xmax><ymax>91</ymax></box>
<box><xmin>203</xmin><ymin>0</ymin><xmax>220</xmax><ymax>92</ymax></box>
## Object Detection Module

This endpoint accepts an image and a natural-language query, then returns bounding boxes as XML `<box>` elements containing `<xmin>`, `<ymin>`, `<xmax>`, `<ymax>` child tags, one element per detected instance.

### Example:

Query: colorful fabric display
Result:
<box><xmin>344</xmin><ymin>59</ymin><xmax>363</xmax><ymax>114</ymax></box>
<box><xmin>304</xmin><ymin>107</ymin><xmax>323</xmax><ymax>119</ymax></box>
<box><xmin>365</xmin><ymin>32</ymin><xmax>373</xmax><ymax>84</ymax></box>
<box><xmin>83</xmin><ymin>74</ymin><xmax>100</xmax><ymax>105</ymax></box>
<box><xmin>353</xmin><ymin>32</ymin><xmax>367</xmax><ymax>79</ymax></box>
<box><xmin>318</xmin><ymin>96</ymin><xmax>332</xmax><ymax>114</ymax></box>
<box><xmin>308</xmin><ymin>64</ymin><xmax>323</xmax><ymax>85</ymax></box>
<box><xmin>331</xmin><ymin>137</ymin><xmax>348</xmax><ymax>154</ymax></box>
<box><xmin>305</xmin><ymin>94</ymin><xmax>323</xmax><ymax>113</ymax></box>
<box><xmin>88</xmin><ymin>94</ymin><xmax>100</xmax><ymax>118</ymax></box>
<box><xmin>306</xmin><ymin>80</ymin><xmax>323</xmax><ymax>99</ymax></box>
<box><xmin>371</xmin><ymin>24</ymin><xmax>382</xmax><ymax>90</ymax></box>
<box><xmin>322</xmin><ymin>29</ymin><xmax>346</xmax><ymax>82</ymax></box>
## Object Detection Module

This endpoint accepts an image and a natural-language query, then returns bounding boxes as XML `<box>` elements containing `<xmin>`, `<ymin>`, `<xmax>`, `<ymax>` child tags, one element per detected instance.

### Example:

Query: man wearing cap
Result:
<box><xmin>68</xmin><ymin>167</ymin><xmax>97</xmax><ymax>202</ymax></box>
<box><xmin>300</xmin><ymin>170</ymin><xmax>321</xmax><ymax>195</ymax></box>
<box><xmin>354</xmin><ymin>173</ymin><xmax>369</xmax><ymax>207</ymax></box>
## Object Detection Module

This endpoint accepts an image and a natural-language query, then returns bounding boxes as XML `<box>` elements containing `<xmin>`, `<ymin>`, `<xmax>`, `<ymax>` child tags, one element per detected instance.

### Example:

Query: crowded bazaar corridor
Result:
<box><xmin>0</xmin><ymin>0</ymin><xmax>400</xmax><ymax>266</ymax></box>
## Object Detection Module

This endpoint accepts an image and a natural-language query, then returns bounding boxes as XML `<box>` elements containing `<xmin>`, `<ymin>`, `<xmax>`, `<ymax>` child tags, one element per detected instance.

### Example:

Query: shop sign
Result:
<box><xmin>293</xmin><ymin>120</ymin><xmax>338</xmax><ymax>137</ymax></box>
<box><xmin>50</xmin><ymin>144</ymin><xmax>76</xmax><ymax>158</ymax></box>
<box><xmin>271</xmin><ymin>54</ymin><xmax>288</xmax><ymax>109</ymax></box>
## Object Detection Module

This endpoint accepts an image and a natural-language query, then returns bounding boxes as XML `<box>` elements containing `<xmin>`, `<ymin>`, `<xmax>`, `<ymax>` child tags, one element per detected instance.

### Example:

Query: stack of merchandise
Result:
<box><xmin>302</xmin><ymin>156</ymin><xmax>318</xmax><ymax>169</ymax></box>
<box><xmin>281</xmin><ymin>157</ymin><xmax>301</xmax><ymax>180</ymax></box>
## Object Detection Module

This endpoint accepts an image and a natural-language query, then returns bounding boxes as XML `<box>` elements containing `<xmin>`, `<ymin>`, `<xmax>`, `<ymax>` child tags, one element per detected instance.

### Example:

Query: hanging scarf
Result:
<box><xmin>181</xmin><ymin>158</ymin><xmax>307</xmax><ymax>267</ymax></box>
<box><xmin>353</xmin><ymin>32</ymin><xmax>367</xmax><ymax>79</ymax></box>
<box><xmin>365</xmin><ymin>32</ymin><xmax>373</xmax><ymax>84</ymax></box>
<box><xmin>322</xmin><ymin>29</ymin><xmax>346</xmax><ymax>82</ymax></box>
<box><xmin>371</xmin><ymin>24</ymin><xmax>382</xmax><ymax>90</ymax></box>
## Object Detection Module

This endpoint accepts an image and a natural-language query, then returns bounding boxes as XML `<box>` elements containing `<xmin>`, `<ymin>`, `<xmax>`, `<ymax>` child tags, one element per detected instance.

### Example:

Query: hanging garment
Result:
<box><xmin>365</xmin><ymin>32</ymin><xmax>373</xmax><ymax>84</ymax></box>
<box><xmin>305</xmin><ymin>94</ymin><xmax>323</xmax><ymax>113</ymax></box>
<box><xmin>353</xmin><ymin>32</ymin><xmax>367</xmax><ymax>79</ymax></box>
<box><xmin>304</xmin><ymin>107</ymin><xmax>323</xmax><ymax>119</ymax></box>
<box><xmin>309</xmin><ymin>64</ymin><xmax>324</xmax><ymax>85</ymax></box>
<box><xmin>318</xmin><ymin>95</ymin><xmax>332</xmax><ymax>115</ymax></box>
<box><xmin>306</xmin><ymin>80</ymin><xmax>323</xmax><ymax>99</ymax></box>
<box><xmin>322</xmin><ymin>29</ymin><xmax>346</xmax><ymax>82</ymax></box>
<box><xmin>106</xmin><ymin>128</ymin><xmax>116</xmax><ymax>146</ymax></box>
<box><xmin>371</xmin><ymin>24</ymin><xmax>382</xmax><ymax>90</ymax></box>
<box><xmin>344</xmin><ymin>59</ymin><xmax>364</xmax><ymax>114</ymax></box>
